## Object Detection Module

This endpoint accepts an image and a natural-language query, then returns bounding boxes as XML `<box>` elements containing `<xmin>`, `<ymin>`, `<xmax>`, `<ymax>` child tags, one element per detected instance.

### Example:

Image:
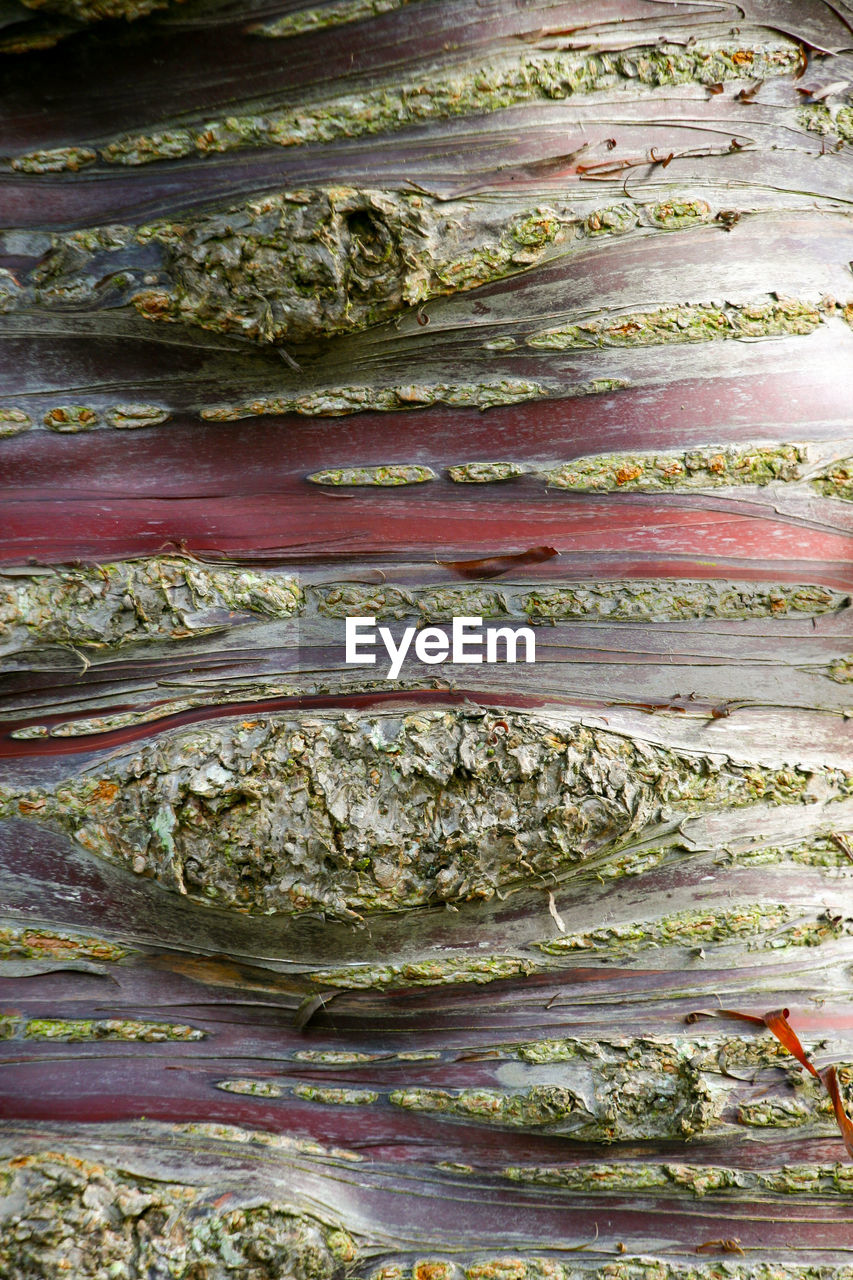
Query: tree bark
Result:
<box><xmin>1</xmin><ymin>1</ymin><xmax>853</xmax><ymax>1275</ymax></box>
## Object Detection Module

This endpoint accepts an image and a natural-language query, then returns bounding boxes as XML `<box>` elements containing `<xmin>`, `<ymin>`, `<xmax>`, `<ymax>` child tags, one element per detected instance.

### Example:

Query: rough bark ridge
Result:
<box><xmin>1</xmin><ymin>0</ymin><xmax>853</xmax><ymax>1274</ymax></box>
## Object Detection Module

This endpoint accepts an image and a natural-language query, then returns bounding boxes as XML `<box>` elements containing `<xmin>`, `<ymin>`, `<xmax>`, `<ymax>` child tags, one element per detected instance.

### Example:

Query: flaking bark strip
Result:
<box><xmin>447</xmin><ymin>462</ymin><xmax>526</xmax><ymax>483</ymax></box>
<box><xmin>0</xmin><ymin>557</ymin><xmax>302</xmax><ymax>653</ymax></box>
<box><xmin>174</xmin><ymin>1120</ymin><xmax>363</xmax><ymax>1161</ymax></box>
<box><xmin>0</xmin><ymin>1151</ymin><xmax>357</xmax><ymax>1279</ymax></box>
<box><xmin>311</xmin><ymin>956</ymin><xmax>537</xmax><ymax>990</ymax></box>
<box><xmin>0</xmin><ymin>926</ymin><xmax>128</xmax><ymax>962</ymax></box>
<box><xmin>16</xmin><ymin>1017</ymin><xmax>204</xmax><ymax>1041</ymax></box>
<box><xmin>307</xmin><ymin>465</ymin><xmax>435</xmax><ymax>486</ymax></box>
<box><xmin>546</xmin><ymin>445</ymin><xmax>805</xmax><ymax>492</ymax></box>
<box><xmin>293</xmin><ymin>1086</ymin><xmax>379</xmax><ymax>1105</ymax></box>
<box><xmin>374</xmin><ymin>1263</ymin><xmax>853</xmax><ymax>1280</ymax></box>
<box><xmin>503</xmin><ymin>1159</ymin><xmax>853</xmax><ymax>1197</ymax></box>
<box><xmin>251</xmin><ymin>0</ymin><xmax>417</xmax><ymax>38</ymax></box>
<box><xmin>521</xmin><ymin>581</ymin><xmax>846</xmax><ymax>622</ymax></box>
<box><xmin>3</xmin><ymin>709</ymin><xmax>850</xmax><ymax>921</ymax></box>
<box><xmin>313</xmin><ymin>578</ymin><xmax>846</xmax><ymax>623</ymax></box>
<box><xmin>448</xmin><ymin>444</ymin><xmax>809</xmax><ymax>490</ymax></box>
<box><xmin>45</xmin><ymin>38</ymin><xmax>801</xmax><ymax>167</ymax></box>
<box><xmin>8</xmin><ymin>677</ymin><xmax>446</xmax><ymax>740</ymax></box>
<box><xmin>20</xmin><ymin>0</ymin><xmax>175</xmax><ymax>21</ymax></box>
<box><xmin>216</xmin><ymin>1080</ymin><xmax>284</xmax><ymax>1097</ymax></box>
<box><xmin>514</xmin><ymin>1033</ymin><xmax>826</xmax><ymax>1072</ymax></box>
<box><xmin>533</xmin><ymin>903</ymin><xmax>849</xmax><ymax>957</ymax></box>
<box><xmin>527</xmin><ymin>300</ymin><xmax>826</xmax><ymax>350</ymax></box>
<box><xmin>720</xmin><ymin>833</ymin><xmax>853</xmax><ymax>870</ymax></box>
<box><xmin>202</xmin><ymin>380</ymin><xmax>554</xmax><ymax>420</ymax></box>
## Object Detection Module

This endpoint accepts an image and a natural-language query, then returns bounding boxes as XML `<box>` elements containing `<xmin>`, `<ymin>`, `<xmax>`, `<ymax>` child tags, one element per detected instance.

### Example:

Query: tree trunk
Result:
<box><xmin>1</xmin><ymin>0</ymin><xmax>853</xmax><ymax>1274</ymax></box>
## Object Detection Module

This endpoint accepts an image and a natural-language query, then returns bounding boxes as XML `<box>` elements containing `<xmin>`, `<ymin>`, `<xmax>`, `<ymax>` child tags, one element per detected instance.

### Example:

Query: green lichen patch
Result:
<box><xmin>738</xmin><ymin>1096</ymin><xmax>814</xmax><ymax>1128</ymax></box>
<box><xmin>648</xmin><ymin>198</ymin><xmax>713</xmax><ymax>229</ymax></box>
<box><xmin>828</xmin><ymin>658</ymin><xmax>853</xmax><ymax>683</ymax></box>
<box><xmin>0</xmin><ymin>1014</ymin><xmax>23</xmax><ymax>1039</ymax></box>
<box><xmin>313</xmin><ymin>583</ymin><xmax>415</xmax><ymax>619</ymax></box>
<box><xmin>104</xmin><ymin>403</ymin><xmax>170</xmax><ymax>430</ymax></box>
<box><xmin>0</xmin><ymin>1151</ymin><xmax>356</xmax><ymax>1280</ymax></box>
<box><xmin>588</xmin><ymin>845</ymin><xmax>671</xmax><ymax>879</ymax></box>
<box><xmin>22</xmin><ymin>1017</ymin><xmax>204</xmax><ymax>1041</ymax></box>
<box><xmin>307</xmin><ymin>464</ymin><xmax>435</xmax><ymax>486</ymax></box>
<box><xmin>215</xmin><ymin>1079</ymin><xmax>283</xmax><ymax>1097</ymax></box>
<box><xmin>42</xmin><ymin>405</ymin><xmax>101</xmax><ymax>433</ymax></box>
<box><xmin>447</xmin><ymin>462</ymin><xmax>526</xmax><ymax>483</ymax></box>
<box><xmin>310</xmin><ymin>956</ymin><xmax>536</xmax><ymax>990</ymax></box>
<box><xmin>798</xmin><ymin>102</ymin><xmax>853</xmax><ymax>146</ymax></box>
<box><xmin>413</xmin><ymin>1262</ymin><xmax>458</xmax><ymax>1280</ymax></box>
<box><xmin>521</xmin><ymin>580</ymin><xmax>846</xmax><ymax>622</ymax></box>
<box><xmin>0</xmin><ymin>409</ymin><xmax>32</xmax><ymax>438</ymax></box>
<box><xmin>0</xmin><ymin>556</ymin><xmax>303</xmax><ymax>652</ymax></box>
<box><xmin>504</xmin><ymin>1159</ymin><xmax>853</xmax><ymax>1197</ymax></box>
<box><xmin>0</xmin><ymin>926</ymin><xmax>128</xmax><ymax>963</ymax></box>
<box><xmin>251</xmin><ymin>0</ymin><xmax>416</xmax><ymax>38</ymax></box>
<box><xmin>584</xmin><ymin>204</ymin><xmax>639</xmax><ymax>236</ymax></box>
<box><xmin>416</xmin><ymin>586</ymin><xmax>509</xmax><ymax>621</ymax></box>
<box><xmin>533</xmin><ymin>903</ymin><xmax>848</xmax><ymax>957</ymax></box>
<box><xmin>12</xmin><ymin>708</ymin><xmax>842</xmax><ymax>921</ymax></box>
<box><xmin>390</xmin><ymin>1037</ymin><xmax>718</xmax><ymax>1142</ymax></box>
<box><xmin>546</xmin><ymin>445</ymin><xmax>804</xmax><ymax>492</ymax></box>
<box><xmin>528</xmin><ymin>300</ymin><xmax>823</xmax><ymax>350</ymax></box>
<box><xmin>726</xmin><ymin>834</ymin><xmax>853</xmax><ymax>869</ymax></box>
<box><xmin>293</xmin><ymin>1085</ymin><xmax>379</xmax><ymax>1105</ymax></box>
<box><xmin>96</xmin><ymin>39</ymin><xmax>800</xmax><ymax>166</ymax></box>
<box><xmin>813</xmin><ymin>459</ymin><xmax>853</xmax><ymax>501</ymax></box>
<box><xmin>202</xmin><ymin>380</ymin><xmax>549</xmax><ymax>419</ymax></box>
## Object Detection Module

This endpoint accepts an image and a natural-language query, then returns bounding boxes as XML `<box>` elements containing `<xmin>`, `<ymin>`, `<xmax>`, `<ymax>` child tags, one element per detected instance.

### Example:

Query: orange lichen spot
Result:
<box><xmin>90</xmin><ymin>780</ymin><xmax>120</xmax><ymax>805</ymax></box>
<box><xmin>17</xmin><ymin>797</ymin><xmax>46</xmax><ymax>815</ymax></box>
<box><xmin>134</xmin><ymin>290</ymin><xmax>173</xmax><ymax>317</ymax></box>
<box><xmin>414</xmin><ymin>1263</ymin><xmax>455</xmax><ymax>1280</ymax></box>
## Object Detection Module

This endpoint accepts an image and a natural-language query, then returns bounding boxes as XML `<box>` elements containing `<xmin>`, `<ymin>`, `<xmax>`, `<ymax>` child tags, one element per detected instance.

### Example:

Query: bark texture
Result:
<box><xmin>2</xmin><ymin>0</ymin><xmax>853</xmax><ymax>1275</ymax></box>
